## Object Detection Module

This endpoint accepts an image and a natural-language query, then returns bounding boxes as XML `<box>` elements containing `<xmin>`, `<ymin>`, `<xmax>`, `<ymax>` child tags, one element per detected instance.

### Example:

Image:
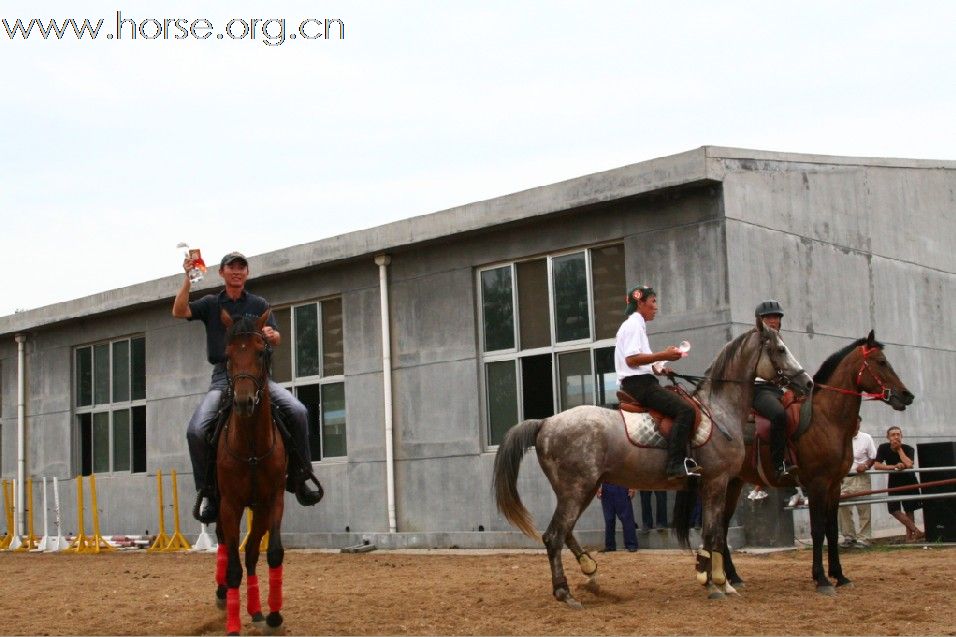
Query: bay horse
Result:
<box><xmin>493</xmin><ymin>321</ymin><xmax>813</xmax><ymax>606</ymax></box>
<box><xmin>216</xmin><ymin>309</ymin><xmax>288</xmax><ymax>635</ymax></box>
<box><xmin>699</xmin><ymin>330</ymin><xmax>914</xmax><ymax>595</ymax></box>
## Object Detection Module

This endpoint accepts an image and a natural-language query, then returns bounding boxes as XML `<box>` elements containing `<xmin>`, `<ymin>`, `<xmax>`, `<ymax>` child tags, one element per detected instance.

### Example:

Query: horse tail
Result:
<box><xmin>492</xmin><ymin>418</ymin><xmax>545</xmax><ymax>541</ymax></box>
<box><xmin>673</xmin><ymin>479</ymin><xmax>700</xmax><ymax>550</ymax></box>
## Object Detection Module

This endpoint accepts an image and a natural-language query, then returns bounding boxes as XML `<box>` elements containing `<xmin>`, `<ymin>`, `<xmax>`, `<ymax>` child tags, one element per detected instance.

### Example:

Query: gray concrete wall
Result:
<box><xmin>719</xmin><ymin>156</ymin><xmax>956</xmax><ymax>541</ymax></box>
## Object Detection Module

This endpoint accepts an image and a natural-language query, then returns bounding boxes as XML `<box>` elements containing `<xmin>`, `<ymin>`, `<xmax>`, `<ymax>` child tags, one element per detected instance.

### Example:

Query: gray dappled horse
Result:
<box><xmin>493</xmin><ymin>321</ymin><xmax>812</xmax><ymax>607</ymax></box>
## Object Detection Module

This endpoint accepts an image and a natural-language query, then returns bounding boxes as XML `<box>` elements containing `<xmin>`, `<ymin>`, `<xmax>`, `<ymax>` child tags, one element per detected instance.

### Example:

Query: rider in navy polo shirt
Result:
<box><xmin>173</xmin><ymin>251</ymin><xmax>322</xmax><ymax>521</ymax></box>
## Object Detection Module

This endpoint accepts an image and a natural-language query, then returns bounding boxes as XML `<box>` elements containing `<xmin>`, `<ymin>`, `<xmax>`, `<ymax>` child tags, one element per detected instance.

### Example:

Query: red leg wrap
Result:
<box><xmin>226</xmin><ymin>587</ymin><xmax>241</xmax><ymax>634</ymax></box>
<box><xmin>268</xmin><ymin>565</ymin><xmax>283</xmax><ymax>612</ymax></box>
<box><xmin>216</xmin><ymin>544</ymin><xmax>228</xmax><ymax>586</ymax></box>
<box><xmin>246</xmin><ymin>575</ymin><xmax>262</xmax><ymax>616</ymax></box>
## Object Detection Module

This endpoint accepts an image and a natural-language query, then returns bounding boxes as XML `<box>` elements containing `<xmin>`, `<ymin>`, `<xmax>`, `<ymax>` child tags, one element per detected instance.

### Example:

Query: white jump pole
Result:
<box><xmin>43</xmin><ymin>477</ymin><xmax>67</xmax><ymax>552</ymax></box>
<box><xmin>8</xmin><ymin>479</ymin><xmax>22</xmax><ymax>550</ymax></box>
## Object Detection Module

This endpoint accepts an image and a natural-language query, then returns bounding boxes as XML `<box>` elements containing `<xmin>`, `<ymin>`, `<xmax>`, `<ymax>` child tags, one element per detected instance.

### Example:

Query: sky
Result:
<box><xmin>2</xmin><ymin>1</ymin><xmax>954</xmax><ymax>317</ymax></box>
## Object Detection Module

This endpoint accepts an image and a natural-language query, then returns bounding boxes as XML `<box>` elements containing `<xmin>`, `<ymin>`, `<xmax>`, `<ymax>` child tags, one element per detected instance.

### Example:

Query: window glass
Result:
<box><xmin>112</xmin><ymin>408</ymin><xmax>130</xmax><ymax>472</ymax></box>
<box><xmin>294</xmin><ymin>304</ymin><xmax>320</xmax><ymax>377</ymax></box>
<box><xmin>552</xmin><ymin>253</ymin><xmax>590</xmax><ymax>342</ymax></box>
<box><xmin>112</xmin><ymin>340</ymin><xmax>130</xmax><ymax>403</ymax></box>
<box><xmin>322</xmin><ymin>298</ymin><xmax>344</xmax><ymax>377</ymax></box>
<box><xmin>516</xmin><ymin>259</ymin><xmax>550</xmax><ymax>349</ymax></box>
<box><xmin>593</xmin><ymin>346</ymin><xmax>617</xmax><ymax>407</ymax></box>
<box><xmin>480</xmin><ymin>267</ymin><xmax>515</xmax><ymax>351</ymax></box>
<box><xmin>486</xmin><ymin>361</ymin><xmax>518</xmax><ymax>446</ymax></box>
<box><xmin>296</xmin><ymin>383</ymin><xmax>322</xmax><ymax>459</ymax></box>
<box><xmin>130</xmin><ymin>337</ymin><xmax>146</xmax><ymax>400</ymax></box>
<box><xmin>521</xmin><ymin>354</ymin><xmax>554</xmax><ymax>419</ymax></box>
<box><xmin>92</xmin><ymin>412</ymin><xmax>110</xmax><ymax>473</ymax></box>
<box><xmin>93</xmin><ymin>344</ymin><xmax>110</xmax><ymax>404</ymax></box>
<box><xmin>131</xmin><ymin>406</ymin><xmax>146</xmax><ymax>473</ymax></box>
<box><xmin>591</xmin><ymin>244</ymin><xmax>626</xmax><ymax>340</ymax></box>
<box><xmin>321</xmin><ymin>383</ymin><xmax>347</xmax><ymax>457</ymax></box>
<box><xmin>77</xmin><ymin>347</ymin><xmax>92</xmax><ymax>407</ymax></box>
<box><xmin>558</xmin><ymin>350</ymin><xmax>593</xmax><ymax>410</ymax></box>
<box><xmin>271</xmin><ymin>307</ymin><xmax>292</xmax><ymax>383</ymax></box>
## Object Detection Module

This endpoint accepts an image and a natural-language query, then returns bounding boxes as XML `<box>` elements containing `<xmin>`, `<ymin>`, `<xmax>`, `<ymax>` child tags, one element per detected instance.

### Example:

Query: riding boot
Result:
<box><xmin>193</xmin><ymin>487</ymin><xmax>218</xmax><ymax>524</ymax></box>
<box><xmin>282</xmin><ymin>444</ymin><xmax>323</xmax><ymax>506</ymax></box>
<box><xmin>665</xmin><ymin>421</ymin><xmax>700</xmax><ymax>479</ymax></box>
<box><xmin>770</xmin><ymin>423</ymin><xmax>791</xmax><ymax>480</ymax></box>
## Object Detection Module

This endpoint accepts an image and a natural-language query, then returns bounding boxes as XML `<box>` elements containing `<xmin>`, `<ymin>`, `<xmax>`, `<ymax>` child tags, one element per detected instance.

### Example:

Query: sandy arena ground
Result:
<box><xmin>1</xmin><ymin>545</ymin><xmax>954</xmax><ymax>636</ymax></box>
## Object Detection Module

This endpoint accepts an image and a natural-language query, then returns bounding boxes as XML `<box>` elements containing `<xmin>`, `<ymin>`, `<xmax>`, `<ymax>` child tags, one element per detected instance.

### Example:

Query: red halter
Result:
<box><xmin>817</xmin><ymin>345</ymin><xmax>890</xmax><ymax>401</ymax></box>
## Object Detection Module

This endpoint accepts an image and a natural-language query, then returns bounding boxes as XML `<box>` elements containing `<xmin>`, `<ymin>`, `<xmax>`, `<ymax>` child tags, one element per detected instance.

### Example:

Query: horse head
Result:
<box><xmin>221</xmin><ymin>308</ymin><xmax>272</xmax><ymax>418</ymax></box>
<box><xmin>853</xmin><ymin>330</ymin><xmax>915</xmax><ymax>411</ymax></box>
<box><xmin>754</xmin><ymin>320</ymin><xmax>814</xmax><ymax>396</ymax></box>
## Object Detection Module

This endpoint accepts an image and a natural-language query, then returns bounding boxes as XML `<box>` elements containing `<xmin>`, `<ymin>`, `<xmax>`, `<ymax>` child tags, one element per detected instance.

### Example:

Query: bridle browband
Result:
<box><xmin>817</xmin><ymin>345</ymin><xmax>893</xmax><ymax>402</ymax></box>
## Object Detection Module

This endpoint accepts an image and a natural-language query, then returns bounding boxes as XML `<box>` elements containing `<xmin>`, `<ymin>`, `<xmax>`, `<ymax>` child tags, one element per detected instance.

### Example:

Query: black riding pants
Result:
<box><xmin>621</xmin><ymin>375</ymin><xmax>695</xmax><ymax>431</ymax></box>
<box><xmin>753</xmin><ymin>383</ymin><xmax>786</xmax><ymax>430</ymax></box>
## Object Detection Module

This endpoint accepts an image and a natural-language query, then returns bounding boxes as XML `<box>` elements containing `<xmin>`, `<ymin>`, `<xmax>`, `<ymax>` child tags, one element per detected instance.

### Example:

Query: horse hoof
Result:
<box><xmin>817</xmin><ymin>585</ymin><xmax>836</xmax><ymax>596</ymax></box>
<box><xmin>836</xmin><ymin>579</ymin><xmax>853</xmax><ymax>589</ymax></box>
<box><xmin>577</xmin><ymin>553</ymin><xmax>597</xmax><ymax>576</ymax></box>
<box><xmin>565</xmin><ymin>597</ymin><xmax>584</xmax><ymax>610</ymax></box>
<box><xmin>216</xmin><ymin>598</ymin><xmax>226</xmax><ymax>611</ymax></box>
<box><xmin>708</xmin><ymin>590</ymin><xmax>726</xmax><ymax>600</ymax></box>
<box><xmin>723</xmin><ymin>582</ymin><xmax>739</xmax><ymax>596</ymax></box>
<box><xmin>251</xmin><ymin>612</ymin><xmax>265</xmax><ymax>625</ymax></box>
<box><xmin>582</xmin><ymin>576</ymin><xmax>600</xmax><ymax>594</ymax></box>
<box><xmin>266</xmin><ymin>611</ymin><xmax>283</xmax><ymax>631</ymax></box>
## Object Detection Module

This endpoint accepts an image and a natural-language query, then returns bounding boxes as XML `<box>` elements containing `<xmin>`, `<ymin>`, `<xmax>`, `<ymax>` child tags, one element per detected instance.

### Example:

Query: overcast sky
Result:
<box><xmin>2</xmin><ymin>1</ymin><xmax>954</xmax><ymax>317</ymax></box>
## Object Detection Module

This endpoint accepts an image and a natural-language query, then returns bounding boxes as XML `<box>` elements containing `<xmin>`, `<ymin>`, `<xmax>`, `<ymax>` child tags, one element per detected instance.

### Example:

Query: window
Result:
<box><xmin>74</xmin><ymin>336</ymin><xmax>146</xmax><ymax>475</ymax></box>
<box><xmin>271</xmin><ymin>297</ymin><xmax>346</xmax><ymax>460</ymax></box>
<box><xmin>478</xmin><ymin>244</ymin><xmax>625</xmax><ymax>445</ymax></box>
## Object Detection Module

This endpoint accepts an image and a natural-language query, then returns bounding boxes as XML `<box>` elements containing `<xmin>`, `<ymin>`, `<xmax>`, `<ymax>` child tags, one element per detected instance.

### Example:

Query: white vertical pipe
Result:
<box><xmin>374</xmin><ymin>254</ymin><xmax>397</xmax><ymax>533</ymax></box>
<box><xmin>15</xmin><ymin>333</ymin><xmax>26</xmax><ymax>538</ymax></box>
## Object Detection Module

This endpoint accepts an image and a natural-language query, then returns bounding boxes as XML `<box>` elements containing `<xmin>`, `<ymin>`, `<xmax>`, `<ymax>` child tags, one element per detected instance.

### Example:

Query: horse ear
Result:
<box><xmin>866</xmin><ymin>329</ymin><xmax>876</xmax><ymax>347</ymax></box>
<box><xmin>220</xmin><ymin>309</ymin><xmax>233</xmax><ymax>329</ymax></box>
<box><xmin>256</xmin><ymin>308</ymin><xmax>272</xmax><ymax>331</ymax></box>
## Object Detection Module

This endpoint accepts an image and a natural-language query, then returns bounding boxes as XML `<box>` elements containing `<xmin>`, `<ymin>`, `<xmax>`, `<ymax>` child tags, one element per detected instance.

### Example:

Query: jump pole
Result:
<box><xmin>161</xmin><ymin>470</ymin><xmax>191</xmax><ymax>551</ymax></box>
<box><xmin>148</xmin><ymin>470</ymin><xmax>171</xmax><ymax>552</ymax></box>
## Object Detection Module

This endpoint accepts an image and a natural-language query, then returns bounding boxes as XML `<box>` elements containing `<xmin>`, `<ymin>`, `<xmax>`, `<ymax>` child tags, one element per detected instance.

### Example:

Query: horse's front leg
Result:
<box><xmin>806</xmin><ymin>484</ymin><xmax>835</xmax><ymax>595</ymax></box>
<box><xmin>215</xmin><ymin>525</ymin><xmax>228</xmax><ymax>609</ymax></box>
<box><xmin>219</xmin><ymin>503</ymin><xmax>245</xmax><ymax>635</ymax></box>
<box><xmin>245</xmin><ymin>508</ymin><xmax>270</xmax><ymax>628</ymax></box>
<box><xmin>825</xmin><ymin>485</ymin><xmax>852</xmax><ymax>588</ymax></box>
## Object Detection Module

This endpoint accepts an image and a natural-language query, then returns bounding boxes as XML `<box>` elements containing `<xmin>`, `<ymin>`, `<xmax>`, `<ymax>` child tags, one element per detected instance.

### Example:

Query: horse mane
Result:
<box><xmin>812</xmin><ymin>336</ymin><xmax>884</xmax><ymax>387</ymax></box>
<box><xmin>699</xmin><ymin>328</ymin><xmax>758</xmax><ymax>395</ymax></box>
<box><xmin>225</xmin><ymin>314</ymin><xmax>259</xmax><ymax>342</ymax></box>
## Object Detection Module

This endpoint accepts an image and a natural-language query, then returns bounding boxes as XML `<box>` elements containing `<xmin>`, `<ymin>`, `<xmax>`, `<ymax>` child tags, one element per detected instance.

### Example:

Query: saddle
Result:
<box><xmin>749</xmin><ymin>390</ymin><xmax>813</xmax><ymax>482</ymax></box>
<box><xmin>616</xmin><ymin>389</ymin><xmax>702</xmax><ymax>439</ymax></box>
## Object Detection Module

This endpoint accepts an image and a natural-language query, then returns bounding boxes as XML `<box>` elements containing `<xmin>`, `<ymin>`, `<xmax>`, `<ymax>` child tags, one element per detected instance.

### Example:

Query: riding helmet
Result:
<box><xmin>755</xmin><ymin>299</ymin><xmax>784</xmax><ymax>317</ymax></box>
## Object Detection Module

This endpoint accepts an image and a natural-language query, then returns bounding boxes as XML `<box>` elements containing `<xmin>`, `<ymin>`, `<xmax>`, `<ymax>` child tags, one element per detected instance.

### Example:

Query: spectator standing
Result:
<box><xmin>874</xmin><ymin>426</ymin><xmax>925</xmax><ymax>543</ymax></box>
<box><xmin>598</xmin><ymin>483</ymin><xmax>638</xmax><ymax>552</ymax></box>
<box><xmin>640</xmin><ymin>490</ymin><xmax>668</xmax><ymax>530</ymax></box>
<box><xmin>839</xmin><ymin>416</ymin><xmax>877</xmax><ymax>547</ymax></box>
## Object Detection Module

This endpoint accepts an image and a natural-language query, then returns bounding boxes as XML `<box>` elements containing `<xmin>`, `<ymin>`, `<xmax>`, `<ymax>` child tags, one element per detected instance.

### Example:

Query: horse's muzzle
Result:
<box><xmin>887</xmin><ymin>389</ymin><xmax>915</xmax><ymax>411</ymax></box>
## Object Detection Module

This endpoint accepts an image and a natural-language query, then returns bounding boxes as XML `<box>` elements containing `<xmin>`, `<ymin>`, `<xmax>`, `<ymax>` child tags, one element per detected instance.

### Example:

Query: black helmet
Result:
<box><xmin>755</xmin><ymin>299</ymin><xmax>784</xmax><ymax>317</ymax></box>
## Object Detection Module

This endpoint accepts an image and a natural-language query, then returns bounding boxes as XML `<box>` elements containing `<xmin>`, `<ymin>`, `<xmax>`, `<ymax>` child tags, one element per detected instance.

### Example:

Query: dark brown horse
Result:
<box><xmin>695</xmin><ymin>331</ymin><xmax>915</xmax><ymax>595</ymax></box>
<box><xmin>494</xmin><ymin>322</ymin><xmax>813</xmax><ymax>606</ymax></box>
<box><xmin>216</xmin><ymin>309</ymin><xmax>288</xmax><ymax>635</ymax></box>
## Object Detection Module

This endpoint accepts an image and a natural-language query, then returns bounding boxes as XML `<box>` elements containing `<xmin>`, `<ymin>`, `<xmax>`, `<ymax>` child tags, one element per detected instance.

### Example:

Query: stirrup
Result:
<box><xmin>683</xmin><ymin>457</ymin><xmax>703</xmax><ymax>476</ymax></box>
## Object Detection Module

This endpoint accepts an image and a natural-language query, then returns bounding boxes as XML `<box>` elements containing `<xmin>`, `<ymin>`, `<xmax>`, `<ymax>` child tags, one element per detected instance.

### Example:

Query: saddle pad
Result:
<box><xmin>621</xmin><ymin>410</ymin><xmax>712</xmax><ymax>449</ymax></box>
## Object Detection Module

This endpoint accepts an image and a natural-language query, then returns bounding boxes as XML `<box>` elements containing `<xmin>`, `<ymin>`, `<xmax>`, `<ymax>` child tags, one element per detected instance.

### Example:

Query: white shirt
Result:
<box><xmin>615</xmin><ymin>312</ymin><xmax>653</xmax><ymax>380</ymax></box>
<box><xmin>850</xmin><ymin>431</ymin><xmax>877</xmax><ymax>472</ymax></box>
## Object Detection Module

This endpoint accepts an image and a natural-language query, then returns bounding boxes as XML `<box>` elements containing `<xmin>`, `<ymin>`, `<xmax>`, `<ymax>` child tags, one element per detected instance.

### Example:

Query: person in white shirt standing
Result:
<box><xmin>615</xmin><ymin>285</ymin><xmax>700</xmax><ymax>480</ymax></box>
<box><xmin>839</xmin><ymin>416</ymin><xmax>877</xmax><ymax>547</ymax></box>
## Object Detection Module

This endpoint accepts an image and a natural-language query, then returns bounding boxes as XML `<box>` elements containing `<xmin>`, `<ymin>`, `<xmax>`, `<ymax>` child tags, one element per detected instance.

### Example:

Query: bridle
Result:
<box><xmin>225</xmin><ymin>330</ymin><xmax>272</xmax><ymax>408</ymax></box>
<box><xmin>817</xmin><ymin>345</ymin><xmax>892</xmax><ymax>401</ymax></box>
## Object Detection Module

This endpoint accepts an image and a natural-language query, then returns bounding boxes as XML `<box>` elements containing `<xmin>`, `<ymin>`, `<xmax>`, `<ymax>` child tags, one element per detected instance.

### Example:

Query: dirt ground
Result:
<box><xmin>1</xmin><ymin>545</ymin><xmax>954</xmax><ymax>636</ymax></box>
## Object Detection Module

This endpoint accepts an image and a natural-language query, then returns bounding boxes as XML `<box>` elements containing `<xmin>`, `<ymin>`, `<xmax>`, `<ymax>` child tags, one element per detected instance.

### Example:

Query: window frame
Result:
<box><xmin>73</xmin><ymin>335</ymin><xmax>147</xmax><ymax>475</ymax></box>
<box><xmin>272</xmin><ymin>297</ymin><xmax>347</xmax><ymax>462</ymax></box>
<box><xmin>477</xmin><ymin>242</ymin><xmax>623</xmax><ymax>448</ymax></box>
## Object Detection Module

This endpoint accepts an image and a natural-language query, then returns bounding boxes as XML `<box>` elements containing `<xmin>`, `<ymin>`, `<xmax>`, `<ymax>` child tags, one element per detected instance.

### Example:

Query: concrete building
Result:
<box><xmin>2</xmin><ymin>147</ymin><xmax>954</xmax><ymax>549</ymax></box>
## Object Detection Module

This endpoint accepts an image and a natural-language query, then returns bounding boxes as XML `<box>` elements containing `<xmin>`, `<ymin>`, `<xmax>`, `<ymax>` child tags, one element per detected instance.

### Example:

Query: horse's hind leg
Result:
<box><xmin>544</xmin><ymin>493</ymin><xmax>591</xmax><ymax>608</ymax></box>
<box><xmin>245</xmin><ymin>509</ymin><xmax>270</xmax><ymax>628</ymax></box>
<box><xmin>722</xmin><ymin>478</ymin><xmax>744</xmax><ymax>591</ymax></box>
<box><xmin>564</xmin><ymin>534</ymin><xmax>598</xmax><ymax>592</ymax></box>
<box><xmin>265</xmin><ymin>501</ymin><xmax>285</xmax><ymax>633</ymax></box>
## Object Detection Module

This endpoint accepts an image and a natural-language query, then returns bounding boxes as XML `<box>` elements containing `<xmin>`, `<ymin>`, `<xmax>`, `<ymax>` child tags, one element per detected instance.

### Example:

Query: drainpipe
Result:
<box><xmin>374</xmin><ymin>254</ymin><xmax>397</xmax><ymax>533</ymax></box>
<box><xmin>15</xmin><ymin>333</ymin><xmax>26</xmax><ymax>537</ymax></box>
